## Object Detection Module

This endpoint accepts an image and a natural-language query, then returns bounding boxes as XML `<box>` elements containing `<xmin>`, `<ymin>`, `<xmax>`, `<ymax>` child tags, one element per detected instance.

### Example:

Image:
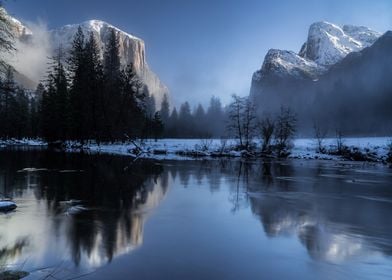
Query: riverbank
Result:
<box><xmin>1</xmin><ymin>137</ymin><xmax>391</xmax><ymax>164</ymax></box>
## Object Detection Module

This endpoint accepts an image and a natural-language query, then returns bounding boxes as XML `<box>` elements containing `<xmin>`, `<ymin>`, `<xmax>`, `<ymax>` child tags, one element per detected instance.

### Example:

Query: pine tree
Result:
<box><xmin>207</xmin><ymin>96</ymin><xmax>224</xmax><ymax>137</ymax></box>
<box><xmin>103</xmin><ymin>29</ymin><xmax>121</xmax><ymax>82</ymax></box>
<box><xmin>40</xmin><ymin>47</ymin><xmax>69</xmax><ymax>142</ymax></box>
<box><xmin>85</xmin><ymin>32</ymin><xmax>104</xmax><ymax>141</ymax></box>
<box><xmin>179</xmin><ymin>102</ymin><xmax>193</xmax><ymax>137</ymax></box>
<box><xmin>119</xmin><ymin>63</ymin><xmax>146</xmax><ymax>140</ymax></box>
<box><xmin>40</xmin><ymin>79</ymin><xmax>57</xmax><ymax>142</ymax></box>
<box><xmin>168</xmin><ymin>107</ymin><xmax>178</xmax><ymax>137</ymax></box>
<box><xmin>30</xmin><ymin>83</ymin><xmax>44</xmax><ymax>138</ymax></box>
<box><xmin>12</xmin><ymin>87</ymin><xmax>29</xmax><ymax>138</ymax></box>
<box><xmin>152</xmin><ymin>111</ymin><xmax>164</xmax><ymax>141</ymax></box>
<box><xmin>102</xmin><ymin>29</ymin><xmax>122</xmax><ymax>141</ymax></box>
<box><xmin>193</xmin><ymin>103</ymin><xmax>207</xmax><ymax>137</ymax></box>
<box><xmin>160</xmin><ymin>93</ymin><xmax>170</xmax><ymax>124</ymax></box>
<box><xmin>0</xmin><ymin>66</ymin><xmax>16</xmax><ymax>139</ymax></box>
<box><xmin>68</xmin><ymin>27</ymin><xmax>87</xmax><ymax>142</ymax></box>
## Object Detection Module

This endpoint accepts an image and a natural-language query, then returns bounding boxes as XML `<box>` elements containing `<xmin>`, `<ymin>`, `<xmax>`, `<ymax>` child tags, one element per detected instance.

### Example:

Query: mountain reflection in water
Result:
<box><xmin>1</xmin><ymin>149</ymin><xmax>392</xmax><ymax>279</ymax></box>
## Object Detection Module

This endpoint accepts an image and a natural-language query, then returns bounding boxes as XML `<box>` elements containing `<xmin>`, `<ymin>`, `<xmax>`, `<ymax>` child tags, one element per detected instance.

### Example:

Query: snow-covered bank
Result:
<box><xmin>1</xmin><ymin>137</ymin><xmax>391</xmax><ymax>163</ymax></box>
<box><xmin>0</xmin><ymin>138</ymin><xmax>46</xmax><ymax>147</ymax></box>
<box><xmin>64</xmin><ymin>137</ymin><xmax>392</xmax><ymax>163</ymax></box>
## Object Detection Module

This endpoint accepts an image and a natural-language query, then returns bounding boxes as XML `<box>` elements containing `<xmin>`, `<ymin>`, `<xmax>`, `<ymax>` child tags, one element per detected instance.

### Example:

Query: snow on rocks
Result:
<box><xmin>0</xmin><ymin>138</ymin><xmax>46</xmax><ymax>147</ymax></box>
<box><xmin>0</xmin><ymin>200</ymin><xmax>17</xmax><ymax>212</ymax></box>
<box><xmin>299</xmin><ymin>21</ymin><xmax>380</xmax><ymax>66</ymax></box>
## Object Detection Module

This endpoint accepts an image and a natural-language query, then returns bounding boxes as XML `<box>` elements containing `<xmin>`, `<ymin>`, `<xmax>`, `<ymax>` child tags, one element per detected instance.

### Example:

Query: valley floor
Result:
<box><xmin>1</xmin><ymin>137</ymin><xmax>391</xmax><ymax>164</ymax></box>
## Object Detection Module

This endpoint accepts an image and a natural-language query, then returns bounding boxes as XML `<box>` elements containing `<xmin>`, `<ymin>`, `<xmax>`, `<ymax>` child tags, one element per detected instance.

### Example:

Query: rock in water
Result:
<box><xmin>0</xmin><ymin>201</ymin><xmax>17</xmax><ymax>212</ymax></box>
<box><xmin>0</xmin><ymin>270</ymin><xmax>29</xmax><ymax>280</ymax></box>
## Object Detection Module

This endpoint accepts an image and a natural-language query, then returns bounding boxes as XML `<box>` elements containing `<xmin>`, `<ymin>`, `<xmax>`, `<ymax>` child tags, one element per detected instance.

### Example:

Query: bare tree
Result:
<box><xmin>335</xmin><ymin>129</ymin><xmax>345</xmax><ymax>154</ymax></box>
<box><xmin>242</xmin><ymin>97</ymin><xmax>257</xmax><ymax>150</ymax></box>
<box><xmin>275</xmin><ymin>107</ymin><xmax>297</xmax><ymax>157</ymax></box>
<box><xmin>259</xmin><ymin>116</ymin><xmax>275</xmax><ymax>153</ymax></box>
<box><xmin>313</xmin><ymin>122</ymin><xmax>327</xmax><ymax>153</ymax></box>
<box><xmin>227</xmin><ymin>94</ymin><xmax>257</xmax><ymax>151</ymax></box>
<box><xmin>227</xmin><ymin>94</ymin><xmax>244</xmax><ymax>148</ymax></box>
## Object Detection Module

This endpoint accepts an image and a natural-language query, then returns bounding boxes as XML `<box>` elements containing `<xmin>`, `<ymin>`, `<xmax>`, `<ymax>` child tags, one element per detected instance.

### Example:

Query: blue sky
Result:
<box><xmin>5</xmin><ymin>0</ymin><xmax>392</xmax><ymax>106</ymax></box>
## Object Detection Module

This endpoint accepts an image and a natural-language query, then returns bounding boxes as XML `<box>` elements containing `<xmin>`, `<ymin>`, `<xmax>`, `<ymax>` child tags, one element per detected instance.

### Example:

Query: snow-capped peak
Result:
<box><xmin>55</xmin><ymin>19</ymin><xmax>142</xmax><ymax>44</ymax></box>
<box><xmin>299</xmin><ymin>21</ymin><xmax>380</xmax><ymax>66</ymax></box>
<box><xmin>253</xmin><ymin>21</ymin><xmax>381</xmax><ymax>83</ymax></box>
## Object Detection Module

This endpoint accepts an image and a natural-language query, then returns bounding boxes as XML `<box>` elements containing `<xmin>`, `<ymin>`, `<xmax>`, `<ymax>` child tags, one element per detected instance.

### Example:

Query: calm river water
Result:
<box><xmin>1</xmin><ymin>148</ymin><xmax>392</xmax><ymax>279</ymax></box>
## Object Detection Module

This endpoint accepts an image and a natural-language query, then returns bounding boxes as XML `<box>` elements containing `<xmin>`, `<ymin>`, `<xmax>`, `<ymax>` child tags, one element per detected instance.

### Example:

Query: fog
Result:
<box><xmin>4</xmin><ymin>20</ymin><xmax>51</xmax><ymax>86</ymax></box>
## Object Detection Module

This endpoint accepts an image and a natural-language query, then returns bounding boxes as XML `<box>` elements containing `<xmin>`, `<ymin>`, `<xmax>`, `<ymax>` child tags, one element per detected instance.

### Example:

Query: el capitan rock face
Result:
<box><xmin>9</xmin><ymin>17</ymin><xmax>168</xmax><ymax>104</ymax></box>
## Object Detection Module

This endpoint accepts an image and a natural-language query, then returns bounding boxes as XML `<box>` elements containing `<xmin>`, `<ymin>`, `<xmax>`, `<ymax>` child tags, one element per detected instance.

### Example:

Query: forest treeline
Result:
<box><xmin>0</xmin><ymin>10</ymin><xmax>296</xmax><ymax>152</ymax></box>
<box><xmin>0</xmin><ymin>27</ymin><xmax>165</xmax><ymax>143</ymax></box>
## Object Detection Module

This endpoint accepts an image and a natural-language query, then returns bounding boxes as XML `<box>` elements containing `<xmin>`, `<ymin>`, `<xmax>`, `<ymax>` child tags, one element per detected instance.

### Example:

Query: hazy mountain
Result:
<box><xmin>250</xmin><ymin>22</ymin><xmax>392</xmax><ymax>135</ymax></box>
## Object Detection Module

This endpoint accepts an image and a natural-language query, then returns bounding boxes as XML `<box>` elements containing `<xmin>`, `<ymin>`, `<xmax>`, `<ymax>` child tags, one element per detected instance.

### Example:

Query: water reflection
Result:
<box><xmin>0</xmin><ymin>149</ymin><xmax>166</xmax><ymax>274</ymax></box>
<box><xmin>175</xmin><ymin>159</ymin><xmax>392</xmax><ymax>263</ymax></box>
<box><xmin>1</xmin><ymin>150</ymin><xmax>392</xmax><ymax>278</ymax></box>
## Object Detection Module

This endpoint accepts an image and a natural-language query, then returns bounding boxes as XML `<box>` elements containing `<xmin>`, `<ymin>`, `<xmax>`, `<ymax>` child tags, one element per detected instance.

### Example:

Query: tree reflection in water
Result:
<box><xmin>0</xmin><ymin>149</ymin><xmax>167</xmax><ymax>271</ymax></box>
<box><xmin>1</xmin><ymin>150</ymin><xmax>392</xmax><ymax>276</ymax></box>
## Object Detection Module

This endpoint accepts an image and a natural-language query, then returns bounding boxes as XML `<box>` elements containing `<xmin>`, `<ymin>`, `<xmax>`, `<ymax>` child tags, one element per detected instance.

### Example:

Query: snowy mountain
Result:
<box><xmin>251</xmin><ymin>21</ymin><xmax>380</xmax><ymax>86</ymax></box>
<box><xmin>250</xmin><ymin>22</ymin><xmax>392</xmax><ymax>135</ymax></box>
<box><xmin>8</xmin><ymin>16</ymin><xmax>168</xmax><ymax>104</ymax></box>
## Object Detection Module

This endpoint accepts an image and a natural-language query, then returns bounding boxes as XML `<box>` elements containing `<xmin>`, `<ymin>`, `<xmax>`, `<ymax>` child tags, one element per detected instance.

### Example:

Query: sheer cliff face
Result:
<box><xmin>9</xmin><ymin>17</ymin><xmax>169</xmax><ymax>105</ymax></box>
<box><xmin>50</xmin><ymin>20</ymin><xmax>169</xmax><ymax>104</ymax></box>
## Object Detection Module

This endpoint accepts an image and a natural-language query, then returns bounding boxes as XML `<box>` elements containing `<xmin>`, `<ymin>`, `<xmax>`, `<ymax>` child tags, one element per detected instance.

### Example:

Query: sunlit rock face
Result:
<box><xmin>51</xmin><ymin>20</ymin><xmax>169</xmax><ymax>105</ymax></box>
<box><xmin>7</xmin><ymin>14</ymin><xmax>169</xmax><ymax>105</ymax></box>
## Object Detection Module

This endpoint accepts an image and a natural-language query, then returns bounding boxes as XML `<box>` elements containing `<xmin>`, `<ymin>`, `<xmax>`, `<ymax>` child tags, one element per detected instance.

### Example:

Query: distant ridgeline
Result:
<box><xmin>250</xmin><ymin>22</ymin><xmax>392</xmax><ymax>135</ymax></box>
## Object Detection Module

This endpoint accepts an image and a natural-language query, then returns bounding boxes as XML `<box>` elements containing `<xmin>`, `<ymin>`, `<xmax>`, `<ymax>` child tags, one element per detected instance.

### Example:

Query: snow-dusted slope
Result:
<box><xmin>252</xmin><ymin>49</ymin><xmax>325</xmax><ymax>82</ymax></box>
<box><xmin>252</xmin><ymin>21</ymin><xmax>380</xmax><ymax>86</ymax></box>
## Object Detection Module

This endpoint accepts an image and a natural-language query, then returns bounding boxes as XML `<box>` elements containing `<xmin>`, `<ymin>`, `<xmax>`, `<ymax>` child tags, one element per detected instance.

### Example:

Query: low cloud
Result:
<box><xmin>7</xmin><ymin>19</ymin><xmax>51</xmax><ymax>86</ymax></box>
